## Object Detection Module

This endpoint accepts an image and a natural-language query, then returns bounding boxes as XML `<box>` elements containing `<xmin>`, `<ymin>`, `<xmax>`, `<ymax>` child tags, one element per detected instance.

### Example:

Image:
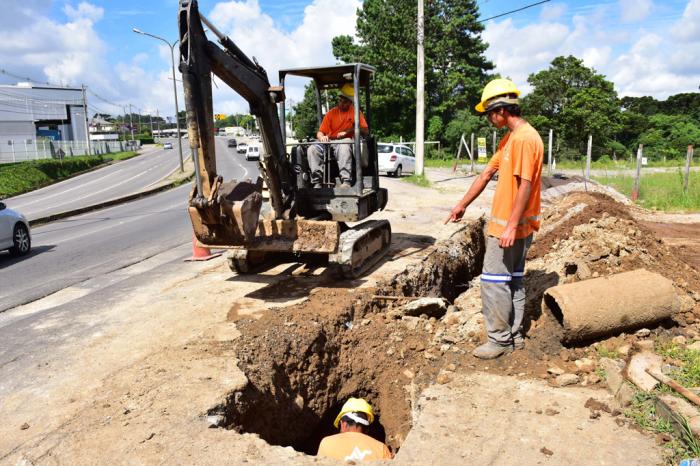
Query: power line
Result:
<box><xmin>479</xmin><ymin>0</ymin><xmax>550</xmax><ymax>23</ymax></box>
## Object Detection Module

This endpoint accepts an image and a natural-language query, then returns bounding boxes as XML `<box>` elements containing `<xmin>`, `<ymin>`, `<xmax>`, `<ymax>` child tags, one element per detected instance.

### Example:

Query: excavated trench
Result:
<box><xmin>208</xmin><ymin>219</ymin><xmax>486</xmax><ymax>456</ymax></box>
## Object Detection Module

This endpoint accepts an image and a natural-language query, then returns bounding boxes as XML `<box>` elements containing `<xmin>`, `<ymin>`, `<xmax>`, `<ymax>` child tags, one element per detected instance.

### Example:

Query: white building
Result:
<box><xmin>0</xmin><ymin>82</ymin><xmax>89</xmax><ymax>162</ymax></box>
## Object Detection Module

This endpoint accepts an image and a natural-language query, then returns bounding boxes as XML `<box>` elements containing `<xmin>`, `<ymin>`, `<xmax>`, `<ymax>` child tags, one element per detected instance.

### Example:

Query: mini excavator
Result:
<box><xmin>178</xmin><ymin>0</ymin><xmax>391</xmax><ymax>277</ymax></box>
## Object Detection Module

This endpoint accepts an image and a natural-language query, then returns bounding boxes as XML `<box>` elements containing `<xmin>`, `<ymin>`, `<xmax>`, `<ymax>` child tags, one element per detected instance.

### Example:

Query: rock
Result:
<box><xmin>540</xmin><ymin>447</ymin><xmax>554</xmax><ymax>456</ymax></box>
<box><xmin>424</xmin><ymin>351</ymin><xmax>438</xmax><ymax>360</ymax></box>
<box><xmin>445</xmin><ymin>363</ymin><xmax>457</xmax><ymax>372</ymax></box>
<box><xmin>688</xmin><ymin>341</ymin><xmax>700</xmax><ymax>352</ymax></box>
<box><xmin>627</xmin><ymin>352</ymin><xmax>663</xmax><ymax>391</ymax></box>
<box><xmin>440</xmin><ymin>344</ymin><xmax>451</xmax><ymax>352</ymax></box>
<box><xmin>559</xmin><ymin>350</ymin><xmax>570</xmax><ymax>362</ymax></box>
<box><xmin>680</xmin><ymin>295</ymin><xmax>696</xmax><ymax>312</ymax></box>
<box><xmin>672</xmin><ymin>335</ymin><xmax>687</xmax><ymax>346</ymax></box>
<box><xmin>635</xmin><ymin>340</ymin><xmax>655</xmax><ymax>351</ymax></box>
<box><xmin>401</xmin><ymin>316</ymin><xmax>421</xmax><ymax>330</ymax></box>
<box><xmin>599</xmin><ymin>357</ymin><xmax>625</xmax><ymax>395</ymax></box>
<box><xmin>547</xmin><ymin>366</ymin><xmax>565</xmax><ymax>376</ymax></box>
<box><xmin>616</xmin><ymin>344</ymin><xmax>631</xmax><ymax>357</ymax></box>
<box><xmin>614</xmin><ymin>383</ymin><xmax>636</xmax><ymax>408</ymax></box>
<box><xmin>574</xmin><ymin>358</ymin><xmax>596</xmax><ymax>373</ymax></box>
<box><xmin>20</xmin><ymin>423</ymin><xmax>29</xmax><ymax>430</ymax></box>
<box><xmin>635</xmin><ymin>328</ymin><xmax>651</xmax><ymax>338</ymax></box>
<box><xmin>402</xmin><ymin>298</ymin><xmax>449</xmax><ymax>319</ymax></box>
<box><xmin>586</xmin><ymin>373</ymin><xmax>601</xmax><ymax>384</ymax></box>
<box><xmin>555</xmin><ymin>373</ymin><xmax>580</xmax><ymax>386</ymax></box>
<box><xmin>436</xmin><ymin>372</ymin><xmax>452</xmax><ymax>384</ymax></box>
<box><xmin>402</xmin><ymin>369</ymin><xmax>415</xmax><ymax>379</ymax></box>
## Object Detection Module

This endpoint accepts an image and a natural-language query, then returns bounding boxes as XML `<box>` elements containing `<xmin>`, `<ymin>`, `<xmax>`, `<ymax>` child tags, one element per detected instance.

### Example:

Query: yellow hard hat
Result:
<box><xmin>339</xmin><ymin>83</ymin><xmax>355</xmax><ymax>101</ymax></box>
<box><xmin>333</xmin><ymin>397</ymin><xmax>375</xmax><ymax>428</ymax></box>
<box><xmin>475</xmin><ymin>78</ymin><xmax>521</xmax><ymax>113</ymax></box>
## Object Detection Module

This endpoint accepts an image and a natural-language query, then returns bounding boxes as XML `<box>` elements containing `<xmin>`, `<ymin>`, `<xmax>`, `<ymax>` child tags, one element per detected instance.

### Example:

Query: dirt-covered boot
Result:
<box><xmin>472</xmin><ymin>341</ymin><xmax>513</xmax><ymax>359</ymax></box>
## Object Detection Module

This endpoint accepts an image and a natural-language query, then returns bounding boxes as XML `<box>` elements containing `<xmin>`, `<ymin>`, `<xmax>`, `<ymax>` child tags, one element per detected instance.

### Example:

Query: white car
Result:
<box><xmin>0</xmin><ymin>202</ymin><xmax>31</xmax><ymax>256</ymax></box>
<box><xmin>237</xmin><ymin>142</ymin><xmax>248</xmax><ymax>154</ymax></box>
<box><xmin>245</xmin><ymin>145</ymin><xmax>260</xmax><ymax>161</ymax></box>
<box><xmin>163</xmin><ymin>142</ymin><xmax>173</xmax><ymax>149</ymax></box>
<box><xmin>378</xmin><ymin>143</ymin><xmax>415</xmax><ymax>177</ymax></box>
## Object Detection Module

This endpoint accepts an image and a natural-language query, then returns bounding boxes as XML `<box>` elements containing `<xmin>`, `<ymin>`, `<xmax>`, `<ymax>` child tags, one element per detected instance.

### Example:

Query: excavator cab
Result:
<box><xmin>178</xmin><ymin>0</ymin><xmax>391</xmax><ymax>277</ymax></box>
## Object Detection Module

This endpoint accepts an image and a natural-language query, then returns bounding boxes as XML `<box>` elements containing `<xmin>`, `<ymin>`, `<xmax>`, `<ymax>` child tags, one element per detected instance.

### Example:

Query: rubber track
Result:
<box><xmin>329</xmin><ymin>219</ymin><xmax>392</xmax><ymax>278</ymax></box>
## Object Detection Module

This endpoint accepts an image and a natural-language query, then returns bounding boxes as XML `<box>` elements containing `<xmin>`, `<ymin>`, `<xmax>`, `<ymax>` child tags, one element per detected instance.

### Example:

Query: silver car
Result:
<box><xmin>0</xmin><ymin>202</ymin><xmax>31</xmax><ymax>256</ymax></box>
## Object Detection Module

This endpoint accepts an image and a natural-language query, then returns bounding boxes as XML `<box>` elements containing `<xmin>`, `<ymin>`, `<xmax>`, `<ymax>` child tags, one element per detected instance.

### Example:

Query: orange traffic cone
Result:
<box><xmin>185</xmin><ymin>232</ymin><xmax>222</xmax><ymax>262</ymax></box>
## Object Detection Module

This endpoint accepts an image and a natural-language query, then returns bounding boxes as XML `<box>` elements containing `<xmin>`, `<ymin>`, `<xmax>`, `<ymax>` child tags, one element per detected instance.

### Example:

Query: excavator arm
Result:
<box><xmin>178</xmin><ymin>0</ymin><xmax>292</xmax><ymax>245</ymax></box>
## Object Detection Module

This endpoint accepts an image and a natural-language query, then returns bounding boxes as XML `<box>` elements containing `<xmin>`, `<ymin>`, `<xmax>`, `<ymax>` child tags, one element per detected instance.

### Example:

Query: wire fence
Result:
<box><xmin>0</xmin><ymin>139</ymin><xmax>140</xmax><ymax>164</ymax></box>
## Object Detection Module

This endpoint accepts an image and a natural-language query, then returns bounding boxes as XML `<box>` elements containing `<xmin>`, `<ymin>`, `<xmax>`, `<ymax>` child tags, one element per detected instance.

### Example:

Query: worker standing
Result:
<box><xmin>317</xmin><ymin>398</ymin><xmax>393</xmax><ymax>461</ymax></box>
<box><xmin>445</xmin><ymin>78</ymin><xmax>544</xmax><ymax>359</ymax></box>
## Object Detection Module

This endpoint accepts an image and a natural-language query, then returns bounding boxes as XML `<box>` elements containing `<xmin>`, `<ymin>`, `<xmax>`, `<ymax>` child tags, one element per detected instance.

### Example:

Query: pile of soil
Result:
<box><xmin>213</xmin><ymin>191</ymin><xmax>700</xmax><ymax>459</ymax></box>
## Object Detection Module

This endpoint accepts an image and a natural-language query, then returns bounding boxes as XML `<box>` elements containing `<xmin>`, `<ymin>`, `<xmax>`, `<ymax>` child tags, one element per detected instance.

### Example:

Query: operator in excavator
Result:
<box><xmin>307</xmin><ymin>83</ymin><xmax>369</xmax><ymax>189</ymax></box>
<box><xmin>317</xmin><ymin>397</ymin><xmax>393</xmax><ymax>461</ymax></box>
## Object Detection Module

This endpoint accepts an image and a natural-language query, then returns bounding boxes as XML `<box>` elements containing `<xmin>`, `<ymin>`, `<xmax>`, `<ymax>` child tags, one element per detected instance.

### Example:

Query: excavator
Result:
<box><xmin>178</xmin><ymin>0</ymin><xmax>391</xmax><ymax>278</ymax></box>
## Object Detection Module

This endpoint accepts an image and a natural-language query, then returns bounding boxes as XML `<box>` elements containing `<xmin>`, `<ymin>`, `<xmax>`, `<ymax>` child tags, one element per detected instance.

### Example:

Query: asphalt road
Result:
<box><xmin>0</xmin><ymin>136</ymin><xmax>259</xmax><ymax>313</ymax></box>
<box><xmin>4</xmin><ymin>141</ymin><xmax>187</xmax><ymax>221</ymax></box>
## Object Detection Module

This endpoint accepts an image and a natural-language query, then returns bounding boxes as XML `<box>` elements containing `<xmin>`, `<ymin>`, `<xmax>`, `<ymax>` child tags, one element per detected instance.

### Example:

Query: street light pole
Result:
<box><xmin>133</xmin><ymin>28</ymin><xmax>184</xmax><ymax>172</ymax></box>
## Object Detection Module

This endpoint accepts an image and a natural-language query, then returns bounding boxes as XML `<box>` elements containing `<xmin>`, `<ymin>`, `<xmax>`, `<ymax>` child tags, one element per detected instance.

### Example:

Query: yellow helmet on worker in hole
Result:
<box><xmin>475</xmin><ymin>78</ymin><xmax>521</xmax><ymax>114</ymax></box>
<box><xmin>333</xmin><ymin>397</ymin><xmax>375</xmax><ymax>428</ymax></box>
<box><xmin>339</xmin><ymin>83</ymin><xmax>355</xmax><ymax>101</ymax></box>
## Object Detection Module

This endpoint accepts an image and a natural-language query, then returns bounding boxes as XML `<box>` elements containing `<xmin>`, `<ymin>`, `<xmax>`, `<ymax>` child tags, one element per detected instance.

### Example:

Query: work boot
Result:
<box><xmin>513</xmin><ymin>333</ymin><xmax>525</xmax><ymax>350</ymax></box>
<box><xmin>472</xmin><ymin>341</ymin><xmax>513</xmax><ymax>359</ymax></box>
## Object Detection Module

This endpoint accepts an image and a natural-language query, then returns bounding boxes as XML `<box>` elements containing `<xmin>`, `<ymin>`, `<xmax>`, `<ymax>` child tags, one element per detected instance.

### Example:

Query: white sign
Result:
<box><xmin>477</xmin><ymin>137</ymin><xmax>487</xmax><ymax>158</ymax></box>
<box><xmin>641</xmin><ymin>157</ymin><xmax>648</xmax><ymax>166</ymax></box>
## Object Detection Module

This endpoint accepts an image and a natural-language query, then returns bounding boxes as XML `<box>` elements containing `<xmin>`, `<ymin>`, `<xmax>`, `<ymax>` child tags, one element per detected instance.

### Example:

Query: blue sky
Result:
<box><xmin>1</xmin><ymin>0</ymin><xmax>698</xmax><ymax>120</ymax></box>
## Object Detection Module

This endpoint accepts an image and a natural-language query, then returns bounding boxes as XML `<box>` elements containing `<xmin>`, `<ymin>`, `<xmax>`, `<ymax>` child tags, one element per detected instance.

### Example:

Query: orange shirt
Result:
<box><xmin>317</xmin><ymin>432</ymin><xmax>393</xmax><ymax>461</ymax></box>
<box><xmin>319</xmin><ymin>106</ymin><xmax>368</xmax><ymax>139</ymax></box>
<box><xmin>486</xmin><ymin>122</ymin><xmax>544</xmax><ymax>239</ymax></box>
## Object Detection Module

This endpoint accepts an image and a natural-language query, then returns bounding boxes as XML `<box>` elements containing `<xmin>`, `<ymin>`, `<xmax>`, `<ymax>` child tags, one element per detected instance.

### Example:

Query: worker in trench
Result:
<box><xmin>317</xmin><ymin>397</ymin><xmax>393</xmax><ymax>461</ymax></box>
<box><xmin>445</xmin><ymin>78</ymin><xmax>544</xmax><ymax>359</ymax></box>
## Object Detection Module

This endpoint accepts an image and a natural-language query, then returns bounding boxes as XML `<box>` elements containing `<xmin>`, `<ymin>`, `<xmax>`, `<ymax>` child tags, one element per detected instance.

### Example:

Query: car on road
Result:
<box><xmin>227</xmin><ymin>139</ymin><xmax>237</xmax><ymax>148</ymax></box>
<box><xmin>0</xmin><ymin>202</ymin><xmax>31</xmax><ymax>257</ymax></box>
<box><xmin>245</xmin><ymin>145</ymin><xmax>260</xmax><ymax>161</ymax></box>
<box><xmin>377</xmin><ymin>143</ymin><xmax>415</xmax><ymax>177</ymax></box>
<box><xmin>237</xmin><ymin>142</ymin><xmax>248</xmax><ymax>154</ymax></box>
<box><xmin>163</xmin><ymin>142</ymin><xmax>173</xmax><ymax>149</ymax></box>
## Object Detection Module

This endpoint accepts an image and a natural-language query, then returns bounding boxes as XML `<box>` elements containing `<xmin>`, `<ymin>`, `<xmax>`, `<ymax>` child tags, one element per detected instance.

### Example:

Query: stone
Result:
<box><xmin>599</xmin><ymin>357</ymin><xmax>625</xmax><ymax>395</ymax></box>
<box><xmin>635</xmin><ymin>340</ymin><xmax>655</xmax><ymax>351</ymax></box>
<box><xmin>672</xmin><ymin>335</ymin><xmax>687</xmax><ymax>346</ymax></box>
<box><xmin>614</xmin><ymin>383</ymin><xmax>636</xmax><ymax>408</ymax></box>
<box><xmin>627</xmin><ymin>352</ymin><xmax>663</xmax><ymax>392</ymax></box>
<box><xmin>401</xmin><ymin>316</ymin><xmax>421</xmax><ymax>331</ymax></box>
<box><xmin>635</xmin><ymin>328</ymin><xmax>651</xmax><ymax>337</ymax></box>
<box><xmin>574</xmin><ymin>358</ymin><xmax>596</xmax><ymax>373</ymax></box>
<box><xmin>402</xmin><ymin>369</ymin><xmax>415</xmax><ymax>379</ymax></box>
<box><xmin>555</xmin><ymin>374</ymin><xmax>580</xmax><ymax>386</ymax></box>
<box><xmin>616</xmin><ymin>344</ymin><xmax>631</xmax><ymax>357</ymax></box>
<box><xmin>436</xmin><ymin>372</ymin><xmax>452</xmax><ymax>384</ymax></box>
<box><xmin>402</xmin><ymin>298</ymin><xmax>449</xmax><ymax>319</ymax></box>
<box><xmin>688</xmin><ymin>341</ymin><xmax>700</xmax><ymax>352</ymax></box>
<box><xmin>445</xmin><ymin>363</ymin><xmax>457</xmax><ymax>372</ymax></box>
<box><xmin>547</xmin><ymin>366</ymin><xmax>565</xmax><ymax>376</ymax></box>
<box><xmin>587</xmin><ymin>373</ymin><xmax>601</xmax><ymax>384</ymax></box>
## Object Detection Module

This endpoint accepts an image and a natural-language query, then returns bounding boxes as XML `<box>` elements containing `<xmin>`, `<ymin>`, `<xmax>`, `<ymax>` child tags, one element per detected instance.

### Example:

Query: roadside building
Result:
<box><xmin>0</xmin><ymin>82</ymin><xmax>89</xmax><ymax>162</ymax></box>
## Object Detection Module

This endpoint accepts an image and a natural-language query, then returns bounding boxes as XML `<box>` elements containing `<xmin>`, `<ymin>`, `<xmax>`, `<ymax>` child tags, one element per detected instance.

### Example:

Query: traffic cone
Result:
<box><xmin>185</xmin><ymin>232</ymin><xmax>222</xmax><ymax>261</ymax></box>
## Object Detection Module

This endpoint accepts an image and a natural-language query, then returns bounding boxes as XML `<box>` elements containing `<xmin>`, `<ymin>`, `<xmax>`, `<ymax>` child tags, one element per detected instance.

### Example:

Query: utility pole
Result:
<box><xmin>81</xmin><ymin>84</ymin><xmax>92</xmax><ymax>156</ymax></box>
<box><xmin>548</xmin><ymin>129</ymin><xmax>553</xmax><ymax>175</ymax></box>
<box><xmin>128</xmin><ymin>104</ymin><xmax>135</xmax><ymax>141</ymax></box>
<box><xmin>415</xmin><ymin>0</ymin><xmax>425</xmax><ymax>175</ymax></box>
<box><xmin>585</xmin><ymin>134</ymin><xmax>592</xmax><ymax>180</ymax></box>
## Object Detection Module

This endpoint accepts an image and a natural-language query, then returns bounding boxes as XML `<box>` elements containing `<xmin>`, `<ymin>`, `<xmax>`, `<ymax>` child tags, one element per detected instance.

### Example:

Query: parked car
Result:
<box><xmin>227</xmin><ymin>138</ymin><xmax>237</xmax><ymax>148</ymax></box>
<box><xmin>163</xmin><ymin>142</ymin><xmax>173</xmax><ymax>149</ymax></box>
<box><xmin>245</xmin><ymin>145</ymin><xmax>260</xmax><ymax>161</ymax></box>
<box><xmin>237</xmin><ymin>142</ymin><xmax>248</xmax><ymax>154</ymax></box>
<box><xmin>377</xmin><ymin>143</ymin><xmax>415</xmax><ymax>177</ymax></box>
<box><xmin>0</xmin><ymin>202</ymin><xmax>31</xmax><ymax>257</ymax></box>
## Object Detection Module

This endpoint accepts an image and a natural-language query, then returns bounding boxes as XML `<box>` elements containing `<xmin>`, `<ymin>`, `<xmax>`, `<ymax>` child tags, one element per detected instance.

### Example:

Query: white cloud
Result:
<box><xmin>483</xmin><ymin>0</ymin><xmax>700</xmax><ymax>99</ymax></box>
<box><xmin>540</xmin><ymin>3</ymin><xmax>567</xmax><ymax>21</ymax></box>
<box><xmin>63</xmin><ymin>2</ymin><xmax>104</xmax><ymax>22</ymax></box>
<box><xmin>619</xmin><ymin>0</ymin><xmax>652</xmax><ymax>23</ymax></box>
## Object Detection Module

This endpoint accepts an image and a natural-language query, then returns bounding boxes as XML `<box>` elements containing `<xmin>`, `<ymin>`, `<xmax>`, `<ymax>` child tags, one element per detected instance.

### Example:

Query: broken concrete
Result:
<box><xmin>656</xmin><ymin>394</ymin><xmax>700</xmax><ymax>440</ymax></box>
<box><xmin>627</xmin><ymin>352</ymin><xmax>663</xmax><ymax>392</ymax></box>
<box><xmin>401</xmin><ymin>297</ymin><xmax>449</xmax><ymax>318</ymax></box>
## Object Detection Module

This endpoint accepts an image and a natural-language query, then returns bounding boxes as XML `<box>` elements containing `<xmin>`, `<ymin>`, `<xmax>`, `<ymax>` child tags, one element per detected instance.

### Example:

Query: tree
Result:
<box><xmin>522</xmin><ymin>56</ymin><xmax>621</xmax><ymax>159</ymax></box>
<box><xmin>638</xmin><ymin>114</ymin><xmax>700</xmax><ymax>160</ymax></box>
<box><xmin>332</xmin><ymin>0</ymin><xmax>493</xmax><ymax>141</ymax></box>
<box><xmin>291</xmin><ymin>84</ymin><xmax>321</xmax><ymax>140</ymax></box>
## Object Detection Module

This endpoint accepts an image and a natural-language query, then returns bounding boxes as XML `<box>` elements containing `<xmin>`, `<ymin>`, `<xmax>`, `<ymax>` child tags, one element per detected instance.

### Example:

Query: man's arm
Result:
<box><xmin>444</xmin><ymin>165</ymin><xmax>498</xmax><ymax>224</ymax></box>
<box><xmin>317</xmin><ymin>130</ymin><xmax>330</xmax><ymax>142</ymax></box>
<box><xmin>499</xmin><ymin>176</ymin><xmax>532</xmax><ymax>248</ymax></box>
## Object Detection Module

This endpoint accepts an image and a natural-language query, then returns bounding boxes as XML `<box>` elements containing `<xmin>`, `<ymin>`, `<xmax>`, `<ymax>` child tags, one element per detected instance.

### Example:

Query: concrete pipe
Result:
<box><xmin>543</xmin><ymin>269</ymin><xmax>679</xmax><ymax>344</ymax></box>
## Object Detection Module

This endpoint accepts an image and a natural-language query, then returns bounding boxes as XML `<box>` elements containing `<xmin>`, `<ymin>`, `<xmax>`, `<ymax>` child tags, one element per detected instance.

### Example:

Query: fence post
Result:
<box><xmin>685</xmin><ymin>145</ymin><xmax>694</xmax><ymax>194</ymax></box>
<box><xmin>492</xmin><ymin>131</ymin><xmax>496</xmax><ymax>156</ymax></box>
<box><xmin>548</xmin><ymin>129</ymin><xmax>553</xmax><ymax>175</ymax></box>
<box><xmin>632</xmin><ymin>144</ymin><xmax>643</xmax><ymax>201</ymax></box>
<box><xmin>585</xmin><ymin>134</ymin><xmax>592</xmax><ymax>181</ymax></box>
<box><xmin>470</xmin><ymin>133</ymin><xmax>475</xmax><ymax>174</ymax></box>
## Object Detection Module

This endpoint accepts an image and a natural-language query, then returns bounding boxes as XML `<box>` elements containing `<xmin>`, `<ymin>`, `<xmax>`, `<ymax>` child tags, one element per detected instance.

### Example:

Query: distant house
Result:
<box><xmin>89</xmin><ymin>116</ymin><xmax>118</xmax><ymax>141</ymax></box>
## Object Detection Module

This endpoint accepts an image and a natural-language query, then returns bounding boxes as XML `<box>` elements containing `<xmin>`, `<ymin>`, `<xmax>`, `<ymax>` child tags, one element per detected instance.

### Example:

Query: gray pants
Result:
<box><xmin>480</xmin><ymin>234</ymin><xmax>533</xmax><ymax>346</ymax></box>
<box><xmin>307</xmin><ymin>138</ymin><xmax>353</xmax><ymax>184</ymax></box>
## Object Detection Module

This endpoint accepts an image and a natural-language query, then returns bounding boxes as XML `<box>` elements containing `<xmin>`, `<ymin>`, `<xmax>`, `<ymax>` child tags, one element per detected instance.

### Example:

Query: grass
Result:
<box><xmin>593</xmin><ymin>170</ymin><xmax>700</xmax><ymax>211</ymax></box>
<box><xmin>556</xmin><ymin>158</ymin><xmax>696</xmax><ymax>170</ymax></box>
<box><xmin>402</xmin><ymin>173</ymin><xmax>431</xmax><ymax>187</ymax></box>
<box><xmin>655</xmin><ymin>341</ymin><xmax>700</xmax><ymax>388</ymax></box>
<box><xmin>0</xmin><ymin>151</ymin><xmax>137</xmax><ymax>199</ymax></box>
<box><xmin>596</xmin><ymin>346</ymin><xmax>620</xmax><ymax>360</ymax></box>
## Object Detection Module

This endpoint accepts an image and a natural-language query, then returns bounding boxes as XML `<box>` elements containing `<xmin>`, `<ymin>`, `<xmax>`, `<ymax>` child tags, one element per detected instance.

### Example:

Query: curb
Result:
<box><xmin>29</xmin><ymin>173</ymin><xmax>195</xmax><ymax>227</ymax></box>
